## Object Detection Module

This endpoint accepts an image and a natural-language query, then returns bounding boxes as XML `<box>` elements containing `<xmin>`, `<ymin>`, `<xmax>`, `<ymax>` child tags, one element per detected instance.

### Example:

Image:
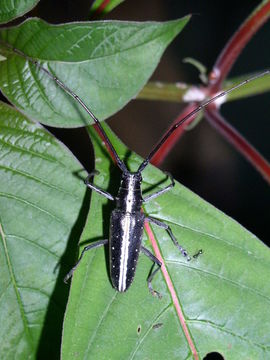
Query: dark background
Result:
<box><xmin>15</xmin><ymin>0</ymin><xmax>270</xmax><ymax>245</ymax></box>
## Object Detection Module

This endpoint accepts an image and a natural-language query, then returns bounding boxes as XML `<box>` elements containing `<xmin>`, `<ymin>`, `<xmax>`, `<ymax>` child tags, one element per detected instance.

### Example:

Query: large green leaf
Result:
<box><xmin>62</xmin><ymin>124</ymin><xmax>270</xmax><ymax>359</ymax></box>
<box><xmin>0</xmin><ymin>0</ymin><xmax>39</xmax><ymax>24</ymax></box>
<box><xmin>0</xmin><ymin>101</ymin><xmax>87</xmax><ymax>359</ymax></box>
<box><xmin>0</xmin><ymin>17</ymin><xmax>189</xmax><ymax>128</ymax></box>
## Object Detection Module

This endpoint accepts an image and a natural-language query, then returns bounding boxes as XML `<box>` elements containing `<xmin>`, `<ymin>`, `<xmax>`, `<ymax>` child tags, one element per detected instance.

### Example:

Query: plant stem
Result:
<box><xmin>205</xmin><ymin>106</ymin><xmax>270</xmax><ymax>183</ymax></box>
<box><xmin>138</xmin><ymin>74</ymin><xmax>270</xmax><ymax>104</ymax></box>
<box><xmin>137</xmin><ymin>81</ymin><xmax>190</xmax><ymax>102</ymax></box>
<box><xmin>209</xmin><ymin>0</ymin><xmax>270</xmax><ymax>91</ymax></box>
<box><xmin>142</xmin><ymin>1</ymin><xmax>270</xmax><ymax>183</ymax></box>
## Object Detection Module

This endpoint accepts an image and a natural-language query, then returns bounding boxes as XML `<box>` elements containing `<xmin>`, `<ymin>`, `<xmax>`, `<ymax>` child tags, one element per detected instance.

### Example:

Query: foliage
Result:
<box><xmin>0</xmin><ymin>1</ymin><xmax>269</xmax><ymax>359</ymax></box>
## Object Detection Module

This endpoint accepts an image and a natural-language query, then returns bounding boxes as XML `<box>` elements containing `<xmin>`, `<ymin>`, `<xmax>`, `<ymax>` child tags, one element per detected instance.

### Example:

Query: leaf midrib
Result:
<box><xmin>0</xmin><ymin>221</ymin><xmax>34</xmax><ymax>352</ymax></box>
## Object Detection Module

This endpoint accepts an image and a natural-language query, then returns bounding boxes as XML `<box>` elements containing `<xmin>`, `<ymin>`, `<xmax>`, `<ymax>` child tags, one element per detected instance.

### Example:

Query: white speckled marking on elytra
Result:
<box><xmin>125</xmin><ymin>175</ymin><xmax>135</xmax><ymax>213</ymax></box>
<box><xmin>118</xmin><ymin>175</ymin><xmax>136</xmax><ymax>291</ymax></box>
<box><xmin>118</xmin><ymin>216</ymin><xmax>130</xmax><ymax>291</ymax></box>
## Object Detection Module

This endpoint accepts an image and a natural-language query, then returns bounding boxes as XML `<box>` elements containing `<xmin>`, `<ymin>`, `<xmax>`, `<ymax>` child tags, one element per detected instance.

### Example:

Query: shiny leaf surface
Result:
<box><xmin>0</xmin><ymin>17</ymin><xmax>189</xmax><ymax>127</ymax></box>
<box><xmin>62</xmin><ymin>124</ymin><xmax>270</xmax><ymax>359</ymax></box>
<box><xmin>0</xmin><ymin>0</ymin><xmax>39</xmax><ymax>24</ymax></box>
<box><xmin>0</xmin><ymin>102</ymin><xmax>87</xmax><ymax>359</ymax></box>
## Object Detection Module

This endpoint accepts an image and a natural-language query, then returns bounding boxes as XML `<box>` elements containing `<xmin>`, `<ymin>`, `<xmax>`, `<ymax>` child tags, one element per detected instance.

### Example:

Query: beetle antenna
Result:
<box><xmin>7</xmin><ymin>44</ymin><xmax>128</xmax><ymax>173</ymax></box>
<box><xmin>138</xmin><ymin>70</ymin><xmax>270</xmax><ymax>173</ymax></box>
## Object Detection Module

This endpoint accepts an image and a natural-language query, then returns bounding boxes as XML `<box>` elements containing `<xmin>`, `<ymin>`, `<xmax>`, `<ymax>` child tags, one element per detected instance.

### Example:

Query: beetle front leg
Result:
<box><xmin>143</xmin><ymin>172</ymin><xmax>175</xmax><ymax>202</ymax></box>
<box><xmin>141</xmin><ymin>246</ymin><xmax>162</xmax><ymax>299</ymax></box>
<box><xmin>85</xmin><ymin>171</ymin><xmax>114</xmax><ymax>200</ymax></box>
<box><xmin>64</xmin><ymin>239</ymin><xmax>108</xmax><ymax>283</ymax></box>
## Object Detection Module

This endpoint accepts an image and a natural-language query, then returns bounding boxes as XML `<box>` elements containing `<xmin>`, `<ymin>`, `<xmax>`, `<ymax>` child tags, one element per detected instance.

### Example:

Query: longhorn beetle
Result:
<box><xmin>6</xmin><ymin>44</ymin><xmax>269</xmax><ymax>298</ymax></box>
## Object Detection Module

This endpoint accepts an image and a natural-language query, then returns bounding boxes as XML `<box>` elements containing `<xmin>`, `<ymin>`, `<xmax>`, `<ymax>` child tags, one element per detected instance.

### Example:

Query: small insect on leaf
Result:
<box><xmin>152</xmin><ymin>323</ymin><xmax>163</xmax><ymax>330</ymax></box>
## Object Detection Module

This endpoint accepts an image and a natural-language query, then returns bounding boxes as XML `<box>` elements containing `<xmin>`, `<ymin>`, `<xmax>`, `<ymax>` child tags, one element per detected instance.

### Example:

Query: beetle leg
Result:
<box><xmin>64</xmin><ymin>239</ymin><xmax>108</xmax><ymax>283</ymax></box>
<box><xmin>141</xmin><ymin>246</ymin><xmax>162</xmax><ymax>299</ymax></box>
<box><xmin>146</xmin><ymin>216</ymin><xmax>194</xmax><ymax>261</ymax></box>
<box><xmin>143</xmin><ymin>172</ymin><xmax>175</xmax><ymax>203</ymax></box>
<box><xmin>85</xmin><ymin>171</ymin><xmax>114</xmax><ymax>201</ymax></box>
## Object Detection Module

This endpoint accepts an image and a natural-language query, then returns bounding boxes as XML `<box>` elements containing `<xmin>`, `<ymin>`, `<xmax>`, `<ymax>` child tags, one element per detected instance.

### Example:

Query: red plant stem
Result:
<box><xmin>151</xmin><ymin>103</ymin><xmax>198</xmax><ymax>167</ymax></box>
<box><xmin>209</xmin><ymin>1</ymin><xmax>270</xmax><ymax>91</ymax></box>
<box><xmin>91</xmin><ymin>2</ymin><xmax>270</xmax><ymax>181</ymax></box>
<box><xmin>205</xmin><ymin>106</ymin><xmax>270</xmax><ymax>183</ymax></box>
<box><xmin>94</xmin><ymin>0</ymin><xmax>111</xmax><ymax>16</ymax></box>
<box><xmin>144</xmin><ymin>221</ymin><xmax>199</xmax><ymax>360</ymax></box>
<box><xmin>151</xmin><ymin>2</ymin><xmax>270</xmax><ymax>175</ymax></box>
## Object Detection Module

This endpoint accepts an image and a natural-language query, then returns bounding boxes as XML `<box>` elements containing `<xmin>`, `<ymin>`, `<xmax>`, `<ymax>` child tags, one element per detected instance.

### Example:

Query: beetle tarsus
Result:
<box><xmin>64</xmin><ymin>270</ymin><xmax>74</xmax><ymax>284</ymax></box>
<box><xmin>193</xmin><ymin>249</ymin><xmax>203</xmax><ymax>259</ymax></box>
<box><xmin>151</xmin><ymin>289</ymin><xmax>162</xmax><ymax>299</ymax></box>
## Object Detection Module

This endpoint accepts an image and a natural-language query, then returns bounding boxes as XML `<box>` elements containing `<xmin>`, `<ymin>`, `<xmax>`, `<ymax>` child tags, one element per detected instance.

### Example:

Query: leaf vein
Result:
<box><xmin>84</xmin><ymin>291</ymin><xmax>117</xmax><ymax>359</ymax></box>
<box><xmin>168</xmin><ymin>260</ymin><xmax>270</xmax><ymax>302</ymax></box>
<box><xmin>188</xmin><ymin>319</ymin><xmax>270</xmax><ymax>351</ymax></box>
<box><xmin>128</xmin><ymin>304</ymin><xmax>172</xmax><ymax>360</ymax></box>
<box><xmin>0</xmin><ymin>221</ymin><xmax>34</xmax><ymax>350</ymax></box>
<box><xmin>0</xmin><ymin>163</ymin><xmax>80</xmax><ymax>200</ymax></box>
<box><xmin>7</xmin><ymin>234</ymin><xmax>59</xmax><ymax>259</ymax></box>
<box><xmin>0</xmin><ymin>192</ymin><xmax>69</xmax><ymax>228</ymax></box>
<box><xmin>0</xmin><ymin>135</ymin><xmax>67</xmax><ymax>167</ymax></box>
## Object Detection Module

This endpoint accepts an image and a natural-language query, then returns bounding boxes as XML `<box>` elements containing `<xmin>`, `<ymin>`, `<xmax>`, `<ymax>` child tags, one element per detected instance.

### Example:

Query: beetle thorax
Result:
<box><xmin>116</xmin><ymin>172</ymin><xmax>143</xmax><ymax>213</ymax></box>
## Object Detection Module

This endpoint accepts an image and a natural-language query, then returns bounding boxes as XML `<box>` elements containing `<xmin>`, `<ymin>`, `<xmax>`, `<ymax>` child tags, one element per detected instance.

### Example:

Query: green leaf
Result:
<box><xmin>89</xmin><ymin>0</ymin><xmax>125</xmax><ymax>17</ymax></box>
<box><xmin>0</xmin><ymin>0</ymin><xmax>40</xmax><ymax>24</ymax></box>
<box><xmin>138</xmin><ymin>71</ymin><xmax>270</xmax><ymax>104</ymax></box>
<box><xmin>62</xmin><ymin>124</ymin><xmax>270</xmax><ymax>359</ymax></box>
<box><xmin>0</xmin><ymin>101</ymin><xmax>87</xmax><ymax>359</ymax></box>
<box><xmin>0</xmin><ymin>17</ymin><xmax>189</xmax><ymax>128</ymax></box>
<box><xmin>224</xmin><ymin>72</ymin><xmax>270</xmax><ymax>102</ymax></box>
